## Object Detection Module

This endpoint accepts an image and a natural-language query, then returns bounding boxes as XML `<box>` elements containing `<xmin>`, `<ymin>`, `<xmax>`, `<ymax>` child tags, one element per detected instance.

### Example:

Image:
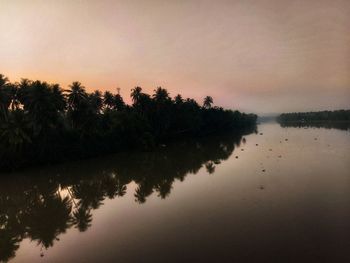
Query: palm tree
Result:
<box><xmin>0</xmin><ymin>110</ymin><xmax>31</xmax><ymax>154</ymax></box>
<box><xmin>65</xmin><ymin>82</ymin><xmax>88</xmax><ymax>129</ymax></box>
<box><xmin>153</xmin><ymin>87</ymin><xmax>170</xmax><ymax>103</ymax></box>
<box><xmin>203</xmin><ymin>96</ymin><xmax>213</xmax><ymax>109</ymax></box>
<box><xmin>50</xmin><ymin>84</ymin><xmax>66</xmax><ymax>113</ymax></box>
<box><xmin>103</xmin><ymin>91</ymin><xmax>114</xmax><ymax>109</ymax></box>
<box><xmin>89</xmin><ymin>90</ymin><xmax>103</xmax><ymax>113</ymax></box>
<box><xmin>0</xmin><ymin>74</ymin><xmax>12</xmax><ymax>121</ymax></box>
<box><xmin>66</xmin><ymin>82</ymin><xmax>87</xmax><ymax>111</ymax></box>
<box><xmin>18</xmin><ymin>81</ymin><xmax>64</xmax><ymax>133</ymax></box>
<box><xmin>113</xmin><ymin>94</ymin><xmax>125</xmax><ymax>111</ymax></box>
<box><xmin>16</xmin><ymin>78</ymin><xmax>31</xmax><ymax>107</ymax></box>
<box><xmin>130</xmin><ymin>86</ymin><xmax>142</xmax><ymax>104</ymax></box>
<box><xmin>174</xmin><ymin>94</ymin><xmax>183</xmax><ymax>105</ymax></box>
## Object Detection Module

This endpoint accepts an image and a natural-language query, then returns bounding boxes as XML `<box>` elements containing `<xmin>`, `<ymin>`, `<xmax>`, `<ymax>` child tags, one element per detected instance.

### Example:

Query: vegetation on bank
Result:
<box><xmin>277</xmin><ymin>110</ymin><xmax>350</xmax><ymax>123</ymax></box>
<box><xmin>279</xmin><ymin>121</ymin><xmax>350</xmax><ymax>131</ymax></box>
<box><xmin>0</xmin><ymin>74</ymin><xmax>257</xmax><ymax>170</ymax></box>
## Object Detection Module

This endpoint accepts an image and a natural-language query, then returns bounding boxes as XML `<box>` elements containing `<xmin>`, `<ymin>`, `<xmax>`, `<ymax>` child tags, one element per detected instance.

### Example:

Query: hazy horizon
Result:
<box><xmin>1</xmin><ymin>0</ymin><xmax>349</xmax><ymax>114</ymax></box>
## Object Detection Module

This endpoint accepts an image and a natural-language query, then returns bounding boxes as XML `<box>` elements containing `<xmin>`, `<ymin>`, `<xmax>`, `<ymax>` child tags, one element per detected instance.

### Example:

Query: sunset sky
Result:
<box><xmin>1</xmin><ymin>0</ymin><xmax>349</xmax><ymax>114</ymax></box>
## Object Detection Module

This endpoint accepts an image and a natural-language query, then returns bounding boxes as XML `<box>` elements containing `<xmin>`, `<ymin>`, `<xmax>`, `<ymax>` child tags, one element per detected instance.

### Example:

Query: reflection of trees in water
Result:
<box><xmin>0</xmin><ymin>188</ymin><xmax>72</xmax><ymax>261</ymax></box>
<box><xmin>72</xmin><ymin>207</ymin><xmax>92</xmax><ymax>232</ymax></box>
<box><xmin>0</xmin><ymin>126</ymin><xmax>256</xmax><ymax>261</ymax></box>
<box><xmin>24</xmin><ymin>195</ymin><xmax>72</xmax><ymax>248</ymax></box>
<box><xmin>279</xmin><ymin>121</ymin><xmax>350</xmax><ymax>131</ymax></box>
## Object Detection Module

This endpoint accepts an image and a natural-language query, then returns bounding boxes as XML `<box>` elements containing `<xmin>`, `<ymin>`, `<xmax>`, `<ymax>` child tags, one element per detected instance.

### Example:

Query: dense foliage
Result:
<box><xmin>277</xmin><ymin>110</ymin><xmax>350</xmax><ymax>123</ymax></box>
<box><xmin>0</xmin><ymin>74</ymin><xmax>257</xmax><ymax>170</ymax></box>
<box><xmin>0</xmin><ymin>131</ymin><xmax>254</xmax><ymax>261</ymax></box>
<box><xmin>279</xmin><ymin>121</ymin><xmax>350</xmax><ymax>131</ymax></box>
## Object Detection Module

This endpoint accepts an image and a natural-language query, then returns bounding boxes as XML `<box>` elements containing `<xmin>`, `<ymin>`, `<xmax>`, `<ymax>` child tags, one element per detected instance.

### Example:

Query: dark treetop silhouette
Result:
<box><xmin>0</xmin><ymin>130</ymin><xmax>255</xmax><ymax>261</ymax></box>
<box><xmin>0</xmin><ymin>74</ymin><xmax>257</xmax><ymax>170</ymax></box>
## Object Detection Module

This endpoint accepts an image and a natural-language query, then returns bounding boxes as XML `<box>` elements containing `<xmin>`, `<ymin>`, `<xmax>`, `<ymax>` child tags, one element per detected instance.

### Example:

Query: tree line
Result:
<box><xmin>0</xmin><ymin>131</ymin><xmax>255</xmax><ymax>261</ymax></box>
<box><xmin>0</xmin><ymin>74</ymin><xmax>257</xmax><ymax>170</ymax></box>
<box><xmin>279</xmin><ymin>121</ymin><xmax>350</xmax><ymax>131</ymax></box>
<box><xmin>277</xmin><ymin>110</ymin><xmax>350</xmax><ymax>123</ymax></box>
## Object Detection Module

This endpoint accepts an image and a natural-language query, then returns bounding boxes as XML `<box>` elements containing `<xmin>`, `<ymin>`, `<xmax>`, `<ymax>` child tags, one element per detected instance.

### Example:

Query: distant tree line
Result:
<box><xmin>279</xmin><ymin>121</ymin><xmax>350</xmax><ymax>131</ymax></box>
<box><xmin>0</xmin><ymin>74</ymin><xmax>257</xmax><ymax>170</ymax></box>
<box><xmin>277</xmin><ymin>110</ymin><xmax>350</xmax><ymax>123</ymax></box>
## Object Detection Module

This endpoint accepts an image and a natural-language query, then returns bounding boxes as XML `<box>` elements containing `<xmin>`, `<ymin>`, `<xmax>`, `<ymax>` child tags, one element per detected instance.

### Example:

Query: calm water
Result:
<box><xmin>1</xmin><ymin>122</ymin><xmax>349</xmax><ymax>263</ymax></box>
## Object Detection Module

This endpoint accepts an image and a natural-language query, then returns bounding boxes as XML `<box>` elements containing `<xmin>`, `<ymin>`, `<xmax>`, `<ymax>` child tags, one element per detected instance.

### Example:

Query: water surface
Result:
<box><xmin>1</xmin><ymin>122</ymin><xmax>349</xmax><ymax>263</ymax></box>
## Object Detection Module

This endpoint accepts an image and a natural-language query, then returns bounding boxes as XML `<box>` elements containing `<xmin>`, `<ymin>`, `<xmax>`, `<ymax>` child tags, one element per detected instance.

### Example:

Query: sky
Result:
<box><xmin>0</xmin><ymin>0</ymin><xmax>349</xmax><ymax>114</ymax></box>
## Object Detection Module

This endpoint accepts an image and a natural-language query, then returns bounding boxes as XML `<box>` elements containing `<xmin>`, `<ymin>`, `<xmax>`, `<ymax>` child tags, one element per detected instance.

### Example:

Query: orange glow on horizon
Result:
<box><xmin>1</xmin><ymin>0</ymin><xmax>349</xmax><ymax>114</ymax></box>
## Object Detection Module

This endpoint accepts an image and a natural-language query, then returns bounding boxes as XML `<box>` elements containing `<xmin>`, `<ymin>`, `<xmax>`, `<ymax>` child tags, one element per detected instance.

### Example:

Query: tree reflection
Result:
<box><xmin>72</xmin><ymin>207</ymin><xmax>93</xmax><ymax>232</ymax></box>
<box><xmin>0</xmin><ymin>125</ymin><xmax>256</xmax><ymax>261</ymax></box>
<box><xmin>71</xmin><ymin>181</ymin><xmax>105</xmax><ymax>210</ymax></box>
<box><xmin>205</xmin><ymin>161</ymin><xmax>216</xmax><ymax>174</ymax></box>
<box><xmin>23</xmin><ymin>195</ymin><xmax>72</xmax><ymax>249</ymax></box>
<box><xmin>0</xmin><ymin>230</ymin><xmax>21</xmax><ymax>262</ymax></box>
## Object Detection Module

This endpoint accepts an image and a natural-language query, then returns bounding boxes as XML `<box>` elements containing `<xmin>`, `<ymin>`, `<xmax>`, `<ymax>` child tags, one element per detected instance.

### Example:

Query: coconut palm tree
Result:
<box><xmin>174</xmin><ymin>94</ymin><xmax>183</xmax><ymax>105</ymax></box>
<box><xmin>103</xmin><ymin>91</ymin><xmax>115</xmax><ymax>109</ymax></box>
<box><xmin>153</xmin><ymin>87</ymin><xmax>170</xmax><ymax>103</ymax></box>
<box><xmin>65</xmin><ymin>82</ymin><xmax>88</xmax><ymax>128</ymax></box>
<box><xmin>0</xmin><ymin>74</ymin><xmax>12</xmax><ymax>121</ymax></box>
<box><xmin>113</xmin><ymin>94</ymin><xmax>125</xmax><ymax>111</ymax></box>
<box><xmin>66</xmin><ymin>82</ymin><xmax>87</xmax><ymax>111</ymax></box>
<box><xmin>203</xmin><ymin>96</ymin><xmax>213</xmax><ymax>109</ymax></box>
<box><xmin>50</xmin><ymin>84</ymin><xmax>66</xmax><ymax>113</ymax></box>
<box><xmin>17</xmin><ymin>81</ymin><xmax>64</xmax><ymax>134</ymax></box>
<box><xmin>130</xmin><ymin>86</ymin><xmax>142</xmax><ymax>105</ymax></box>
<box><xmin>89</xmin><ymin>90</ymin><xmax>103</xmax><ymax>113</ymax></box>
<box><xmin>0</xmin><ymin>110</ymin><xmax>31</xmax><ymax>154</ymax></box>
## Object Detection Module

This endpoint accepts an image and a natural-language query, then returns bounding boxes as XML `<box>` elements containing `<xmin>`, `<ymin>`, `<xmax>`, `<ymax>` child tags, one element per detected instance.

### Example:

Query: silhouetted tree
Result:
<box><xmin>113</xmin><ymin>94</ymin><xmax>125</xmax><ymax>111</ymax></box>
<box><xmin>66</xmin><ymin>82</ymin><xmax>87</xmax><ymax>111</ymax></box>
<box><xmin>0</xmin><ymin>74</ymin><xmax>12</xmax><ymax>121</ymax></box>
<box><xmin>174</xmin><ymin>94</ymin><xmax>183</xmax><ymax>105</ymax></box>
<box><xmin>130</xmin><ymin>86</ymin><xmax>142</xmax><ymax>105</ymax></box>
<box><xmin>103</xmin><ymin>91</ymin><xmax>115</xmax><ymax>109</ymax></box>
<box><xmin>153</xmin><ymin>87</ymin><xmax>170</xmax><ymax>103</ymax></box>
<box><xmin>89</xmin><ymin>90</ymin><xmax>103</xmax><ymax>114</ymax></box>
<box><xmin>0</xmin><ymin>110</ymin><xmax>31</xmax><ymax>155</ymax></box>
<box><xmin>203</xmin><ymin>96</ymin><xmax>213</xmax><ymax>109</ymax></box>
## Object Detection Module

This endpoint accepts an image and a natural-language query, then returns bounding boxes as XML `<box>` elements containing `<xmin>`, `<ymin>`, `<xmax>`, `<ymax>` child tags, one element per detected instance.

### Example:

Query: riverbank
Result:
<box><xmin>0</xmin><ymin>74</ymin><xmax>257</xmax><ymax>171</ymax></box>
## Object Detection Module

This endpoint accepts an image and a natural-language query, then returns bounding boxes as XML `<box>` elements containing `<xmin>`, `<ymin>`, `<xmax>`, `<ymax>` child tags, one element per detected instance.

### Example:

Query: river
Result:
<box><xmin>1</xmin><ymin>122</ymin><xmax>349</xmax><ymax>262</ymax></box>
